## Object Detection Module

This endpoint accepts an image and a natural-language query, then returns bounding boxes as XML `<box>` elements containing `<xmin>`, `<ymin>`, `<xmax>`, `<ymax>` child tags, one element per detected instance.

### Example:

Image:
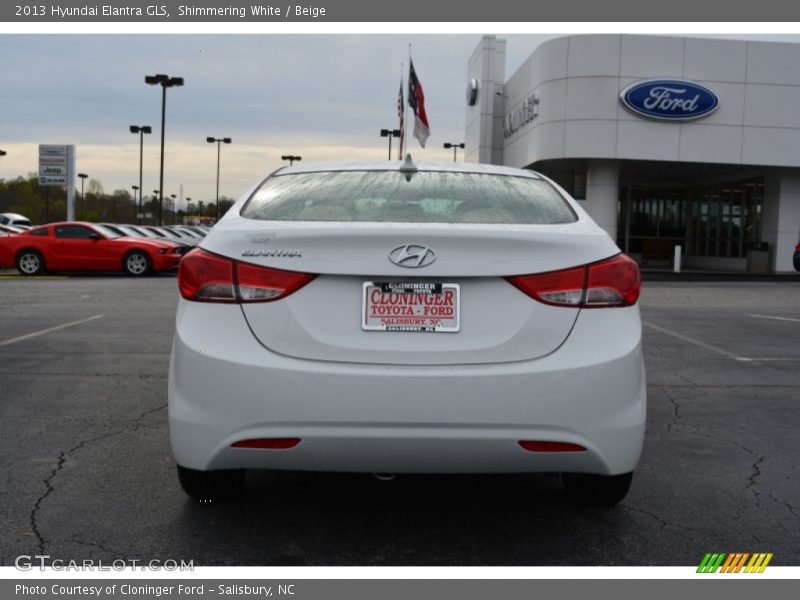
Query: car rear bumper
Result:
<box><xmin>169</xmin><ymin>301</ymin><xmax>646</xmax><ymax>475</ymax></box>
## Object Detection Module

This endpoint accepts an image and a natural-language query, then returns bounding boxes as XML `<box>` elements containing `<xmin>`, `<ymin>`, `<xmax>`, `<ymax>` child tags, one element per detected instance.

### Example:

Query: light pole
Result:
<box><xmin>129</xmin><ymin>125</ymin><xmax>152</xmax><ymax>223</ymax></box>
<box><xmin>152</xmin><ymin>190</ymin><xmax>160</xmax><ymax>224</ymax></box>
<box><xmin>281</xmin><ymin>154</ymin><xmax>301</xmax><ymax>166</ymax></box>
<box><xmin>131</xmin><ymin>185</ymin><xmax>139</xmax><ymax>222</ymax></box>
<box><xmin>78</xmin><ymin>173</ymin><xmax>88</xmax><ymax>220</ymax></box>
<box><xmin>380</xmin><ymin>129</ymin><xmax>401</xmax><ymax>160</ymax></box>
<box><xmin>145</xmin><ymin>74</ymin><xmax>184</xmax><ymax>226</ymax></box>
<box><xmin>443</xmin><ymin>142</ymin><xmax>465</xmax><ymax>162</ymax></box>
<box><xmin>206</xmin><ymin>137</ymin><xmax>232</xmax><ymax>222</ymax></box>
<box><xmin>170</xmin><ymin>194</ymin><xmax>177</xmax><ymax>225</ymax></box>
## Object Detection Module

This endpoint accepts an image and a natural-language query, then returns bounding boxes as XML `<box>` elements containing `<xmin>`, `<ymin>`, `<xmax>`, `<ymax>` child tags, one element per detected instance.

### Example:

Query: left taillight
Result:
<box><xmin>506</xmin><ymin>253</ymin><xmax>641</xmax><ymax>308</ymax></box>
<box><xmin>178</xmin><ymin>248</ymin><xmax>315</xmax><ymax>303</ymax></box>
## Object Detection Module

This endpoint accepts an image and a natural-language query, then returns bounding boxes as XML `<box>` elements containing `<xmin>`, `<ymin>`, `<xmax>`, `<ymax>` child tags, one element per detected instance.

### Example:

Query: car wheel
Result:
<box><xmin>123</xmin><ymin>250</ymin><xmax>152</xmax><ymax>276</ymax></box>
<box><xmin>16</xmin><ymin>250</ymin><xmax>45</xmax><ymax>275</ymax></box>
<box><xmin>562</xmin><ymin>472</ymin><xmax>633</xmax><ymax>506</ymax></box>
<box><xmin>176</xmin><ymin>465</ymin><xmax>246</xmax><ymax>500</ymax></box>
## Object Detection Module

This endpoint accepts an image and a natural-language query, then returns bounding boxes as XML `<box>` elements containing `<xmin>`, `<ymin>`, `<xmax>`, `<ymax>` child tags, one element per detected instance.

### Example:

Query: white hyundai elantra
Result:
<box><xmin>169</xmin><ymin>158</ymin><xmax>645</xmax><ymax>504</ymax></box>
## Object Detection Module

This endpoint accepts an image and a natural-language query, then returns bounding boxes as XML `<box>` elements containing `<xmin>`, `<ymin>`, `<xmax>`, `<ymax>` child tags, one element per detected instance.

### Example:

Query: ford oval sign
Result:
<box><xmin>620</xmin><ymin>79</ymin><xmax>719</xmax><ymax>122</ymax></box>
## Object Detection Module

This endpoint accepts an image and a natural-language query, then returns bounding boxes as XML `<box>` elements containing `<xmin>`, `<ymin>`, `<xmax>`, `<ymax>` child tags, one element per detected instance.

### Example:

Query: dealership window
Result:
<box><xmin>618</xmin><ymin>188</ymin><xmax>686</xmax><ymax>258</ymax></box>
<box><xmin>686</xmin><ymin>178</ymin><xmax>763</xmax><ymax>259</ymax></box>
<box><xmin>617</xmin><ymin>175</ymin><xmax>763</xmax><ymax>262</ymax></box>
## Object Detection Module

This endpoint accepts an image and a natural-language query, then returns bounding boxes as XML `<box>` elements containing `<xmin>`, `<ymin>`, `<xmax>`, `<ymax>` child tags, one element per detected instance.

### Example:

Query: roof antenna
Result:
<box><xmin>399</xmin><ymin>153</ymin><xmax>417</xmax><ymax>181</ymax></box>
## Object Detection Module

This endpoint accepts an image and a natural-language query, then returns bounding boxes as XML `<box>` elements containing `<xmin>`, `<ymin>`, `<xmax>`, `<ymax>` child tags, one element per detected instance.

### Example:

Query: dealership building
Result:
<box><xmin>465</xmin><ymin>35</ymin><xmax>800</xmax><ymax>272</ymax></box>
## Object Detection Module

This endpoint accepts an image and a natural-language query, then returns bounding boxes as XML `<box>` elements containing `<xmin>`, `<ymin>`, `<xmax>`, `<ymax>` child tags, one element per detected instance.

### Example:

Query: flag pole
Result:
<box><xmin>405</xmin><ymin>43</ymin><xmax>411</xmax><ymax>159</ymax></box>
<box><xmin>399</xmin><ymin>61</ymin><xmax>405</xmax><ymax>159</ymax></box>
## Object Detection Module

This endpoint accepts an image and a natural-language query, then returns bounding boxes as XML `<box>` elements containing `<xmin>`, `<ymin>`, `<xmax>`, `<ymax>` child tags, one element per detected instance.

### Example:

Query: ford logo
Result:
<box><xmin>388</xmin><ymin>244</ymin><xmax>436</xmax><ymax>268</ymax></box>
<box><xmin>620</xmin><ymin>79</ymin><xmax>719</xmax><ymax>122</ymax></box>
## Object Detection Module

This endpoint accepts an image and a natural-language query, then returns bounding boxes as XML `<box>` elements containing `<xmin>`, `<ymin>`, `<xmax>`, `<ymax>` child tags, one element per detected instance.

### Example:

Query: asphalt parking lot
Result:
<box><xmin>0</xmin><ymin>274</ymin><xmax>798</xmax><ymax>566</ymax></box>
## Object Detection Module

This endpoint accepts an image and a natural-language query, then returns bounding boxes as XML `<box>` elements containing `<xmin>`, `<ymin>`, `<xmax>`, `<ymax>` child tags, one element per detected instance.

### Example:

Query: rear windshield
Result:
<box><xmin>241</xmin><ymin>170</ymin><xmax>576</xmax><ymax>224</ymax></box>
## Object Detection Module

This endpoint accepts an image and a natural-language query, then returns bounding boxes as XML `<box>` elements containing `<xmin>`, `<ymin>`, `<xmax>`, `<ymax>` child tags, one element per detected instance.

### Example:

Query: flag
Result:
<box><xmin>397</xmin><ymin>75</ymin><xmax>405</xmax><ymax>158</ymax></box>
<box><xmin>408</xmin><ymin>59</ymin><xmax>430</xmax><ymax>148</ymax></box>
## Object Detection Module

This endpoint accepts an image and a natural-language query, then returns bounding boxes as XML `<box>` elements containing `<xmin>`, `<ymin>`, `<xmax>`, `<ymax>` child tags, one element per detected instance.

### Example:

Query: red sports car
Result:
<box><xmin>0</xmin><ymin>222</ymin><xmax>183</xmax><ymax>276</ymax></box>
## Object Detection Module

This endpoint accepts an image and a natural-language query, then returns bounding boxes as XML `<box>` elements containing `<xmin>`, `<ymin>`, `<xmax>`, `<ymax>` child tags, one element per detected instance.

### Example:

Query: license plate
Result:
<box><xmin>362</xmin><ymin>281</ymin><xmax>460</xmax><ymax>332</ymax></box>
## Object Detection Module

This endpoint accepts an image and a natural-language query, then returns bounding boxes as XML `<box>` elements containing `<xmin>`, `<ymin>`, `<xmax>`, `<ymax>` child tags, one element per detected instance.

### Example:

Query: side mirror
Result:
<box><xmin>88</xmin><ymin>232</ymin><xmax>101</xmax><ymax>240</ymax></box>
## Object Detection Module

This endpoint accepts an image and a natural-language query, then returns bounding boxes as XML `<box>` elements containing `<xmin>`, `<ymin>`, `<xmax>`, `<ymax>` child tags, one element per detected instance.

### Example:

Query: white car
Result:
<box><xmin>169</xmin><ymin>159</ymin><xmax>646</xmax><ymax>505</ymax></box>
<box><xmin>0</xmin><ymin>212</ymin><xmax>31</xmax><ymax>227</ymax></box>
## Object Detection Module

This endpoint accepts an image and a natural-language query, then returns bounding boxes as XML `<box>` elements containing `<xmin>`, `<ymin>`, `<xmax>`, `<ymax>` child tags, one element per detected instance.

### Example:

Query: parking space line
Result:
<box><xmin>735</xmin><ymin>357</ymin><xmax>800</xmax><ymax>362</ymax></box>
<box><xmin>644</xmin><ymin>321</ymin><xmax>800</xmax><ymax>363</ymax></box>
<box><xmin>643</xmin><ymin>321</ymin><xmax>743</xmax><ymax>360</ymax></box>
<box><xmin>749</xmin><ymin>314</ymin><xmax>800</xmax><ymax>324</ymax></box>
<box><xmin>0</xmin><ymin>314</ymin><xmax>105</xmax><ymax>347</ymax></box>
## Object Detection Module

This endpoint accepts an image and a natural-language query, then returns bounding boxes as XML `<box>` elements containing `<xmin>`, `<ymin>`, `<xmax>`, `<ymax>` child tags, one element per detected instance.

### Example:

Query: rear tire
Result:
<box><xmin>123</xmin><ymin>250</ymin><xmax>152</xmax><ymax>276</ymax></box>
<box><xmin>16</xmin><ymin>249</ymin><xmax>45</xmax><ymax>275</ymax></box>
<box><xmin>177</xmin><ymin>465</ymin><xmax>245</xmax><ymax>500</ymax></box>
<box><xmin>562</xmin><ymin>472</ymin><xmax>633</xmax><ymax>506</ymax></box>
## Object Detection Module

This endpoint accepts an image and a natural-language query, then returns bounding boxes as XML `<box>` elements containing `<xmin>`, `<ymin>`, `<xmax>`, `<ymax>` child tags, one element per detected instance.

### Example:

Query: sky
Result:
<box><xmin>1</xmin><ymin>33</ymin><xmax>798</xmax><ymax>210</ymax></box>
<box><xmin>0</xmin><ymin>34</ymin><xmax>558</xmax><ymax>209</ymax></box>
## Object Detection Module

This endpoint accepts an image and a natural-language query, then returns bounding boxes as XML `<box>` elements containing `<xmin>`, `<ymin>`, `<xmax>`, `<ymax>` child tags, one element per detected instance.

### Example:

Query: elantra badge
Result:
<box><xmin>242</xmin><ymin>249</ymin><xmax>302</xmax><ymax>257</ymax></box>
<box><xmin>388</xmin><ymin>244</ymin><xmax>436</xmax><ymax>268</ymax></box>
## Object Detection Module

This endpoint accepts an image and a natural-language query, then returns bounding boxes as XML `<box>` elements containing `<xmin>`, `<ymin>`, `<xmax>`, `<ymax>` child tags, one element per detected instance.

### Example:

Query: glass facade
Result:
<box><xmin>685</xmin><ymin>180</ymin><xmax>763</xmax><ymax>259</ymax></box>
<box><xmin>618</xmin><ymin>176</ymin><xmax>763</xmax><ymax>262</ymax></box>
<box><xmin>531</xmin><ymin>160</ymin><xmax>766</xmax><ymax>267</ymax></box>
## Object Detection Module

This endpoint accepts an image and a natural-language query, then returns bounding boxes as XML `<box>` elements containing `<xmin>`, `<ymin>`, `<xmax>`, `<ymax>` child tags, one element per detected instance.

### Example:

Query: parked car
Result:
<box><xmin>0</xmin><ymin>221</ymin><xmax>182</xmax><ymax>276</ymax></box>
<box><xmin>0</xmin><ymin>224</ymin><xmax>25</xmax><ymax>235</ymax></box>
<box><xmin>101</xmin><ymin>223</ymin><xmax>192</xmax><ymax>256</ymax></box>
<box><xmin>142</xmin><ymin>225</ymin><xmax>201</xmax><ymax>248</ymax></box>
<box><xmin>794</xmin><ymin>242</ymin><xmax>800</xmax><ymax>271</ymax></box>
<box><xmin>182</xmin><ymin>226</ymin><xmax>208</xmax><ymax>237</ymax></box>
<box><xmin>121</xmin><ymin>224</ymin><xmax>192</xmax><ymax>250</ymax></box>
<box><xmin>164</xmin><ymin>225</ymin><xmax>205</xmax><ymax>240</ymax></box>
<box><xmin>169</xmin><ymin>159</ymin><xmax>645</xmax><ymax>505</ymax></box>
<box><xmin>0</xmin><ymin>213</ymin><xmax>31</xmax><ymax>227</ymax></box>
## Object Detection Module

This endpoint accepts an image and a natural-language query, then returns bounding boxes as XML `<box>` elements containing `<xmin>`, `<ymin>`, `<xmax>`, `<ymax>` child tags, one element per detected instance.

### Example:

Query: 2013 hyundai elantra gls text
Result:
<box><xmin>169</xmin><ymin>158</ymin><xmax>645</xmax><ymax>505</ymax></box>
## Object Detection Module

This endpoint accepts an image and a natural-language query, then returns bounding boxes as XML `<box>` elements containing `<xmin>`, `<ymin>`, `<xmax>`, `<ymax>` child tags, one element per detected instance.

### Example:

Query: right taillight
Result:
<box><xmin>583</xmin><ymin>253</ymin><xmax>641</xmax><ymax>307</ymax></box>
<box><xmin>506</xmin><ymin>253</ymin><xmax>640</xmax><ymax>308</ymax></box>
<box><xmin>179</xmin><ymin>248</ymin><xmax>316</xmax><ymax>303</ymax></box>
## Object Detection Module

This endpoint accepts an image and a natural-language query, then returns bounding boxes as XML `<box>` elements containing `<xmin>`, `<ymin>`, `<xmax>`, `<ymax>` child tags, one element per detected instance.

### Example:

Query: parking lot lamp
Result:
<box><xmin>152</xmin><ymin>190</ymin><xmax>160</xmax><ymax>224</ymax></box>
<box><xmin>443</xmin><ymin>142</ymin><xmax>465</xmax><ymax>162</ymax></box>
<box><xmin>281</xmin><ymin>155</ymin><xmax>301</xmax><ymax>166</ymax></box>
<box><xmin>380</xmin><ymin>129</ymin><xmax>401</xmax><ymax>160</ymax></box>
<box><xmin>129</xmin><ymin>125</ymin><xmax>152</xmax><ymax>222</ymax></box>
<box><xmin>207</xmin><ymin>137</ymin><xmax>232</xmax><ymax>222</ymax></box>
<box><xmin>78</xmin><ymin>173</ymin><xmax>88</xmax><ymax>220</ymax></box>
<box><xmin>132</xmin><ymin>186</ymin><xmax>139</xmax><ymax>221</ymax></box>
<box><xmin>145</xmin><ymin>74</ymin><xmax>183</xmax><ymax>225</ymax></box>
